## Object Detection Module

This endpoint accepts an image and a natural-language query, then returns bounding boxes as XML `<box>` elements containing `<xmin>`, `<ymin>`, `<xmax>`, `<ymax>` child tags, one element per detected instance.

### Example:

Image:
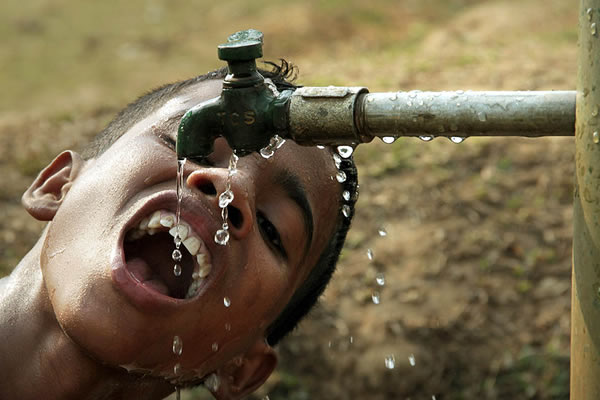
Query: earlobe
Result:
<box><xmin>212</xmin><ymin>340</ymin><xmax>277</xmax><ymax>400</ymax></box>
<box><xmin>22</xmin><ymin>150</ymin><xmax>85</xmax><ymax>221</ymax></box>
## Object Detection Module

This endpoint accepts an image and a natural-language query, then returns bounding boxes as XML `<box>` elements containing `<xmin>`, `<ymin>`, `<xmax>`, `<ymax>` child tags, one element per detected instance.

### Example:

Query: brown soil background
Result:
<box><xmin>0</xmin><ymin>0</ymin><xmax>577</xmax><ymax>398</ymax></box>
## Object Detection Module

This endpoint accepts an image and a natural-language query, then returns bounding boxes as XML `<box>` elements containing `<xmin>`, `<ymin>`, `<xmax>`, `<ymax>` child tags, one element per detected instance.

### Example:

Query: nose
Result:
<box><xmin>186</xmin><ymin>167</ymin><xmax>255</xmax><ymax>240</ymax></box>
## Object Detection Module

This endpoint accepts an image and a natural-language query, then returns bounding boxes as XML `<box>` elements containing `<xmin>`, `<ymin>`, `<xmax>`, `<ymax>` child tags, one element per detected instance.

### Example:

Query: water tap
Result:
<box><xmin>176</xmin><ymin>29</ymin><xmax>293</xmax><ymax>162</ymax></box>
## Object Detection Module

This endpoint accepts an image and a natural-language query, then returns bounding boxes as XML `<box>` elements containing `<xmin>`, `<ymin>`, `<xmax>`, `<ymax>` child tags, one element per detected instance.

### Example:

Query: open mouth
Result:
<box><xmin>123</xmin><ymin>210</ymin><xmax>212</xmax><ymax>299</ymax></box>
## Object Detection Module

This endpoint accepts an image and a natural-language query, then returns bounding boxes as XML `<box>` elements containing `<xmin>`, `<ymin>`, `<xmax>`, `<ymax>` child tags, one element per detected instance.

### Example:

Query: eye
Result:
<box><xmin>257</xmin><ymin>211</ymin><xmax>287</xmax><ymax>260</ymax></box>
<box><xmin>159</xmin><ymin>134</ymin><xmax>176</xmax><ymax>150</ymax></box>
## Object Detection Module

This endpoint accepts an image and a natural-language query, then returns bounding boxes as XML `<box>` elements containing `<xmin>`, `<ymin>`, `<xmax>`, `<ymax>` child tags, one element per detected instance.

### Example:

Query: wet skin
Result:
<box><xmin>0</xmin><ymin>79</ymin><xmax>341</xmax><ymax>399</ymax></box>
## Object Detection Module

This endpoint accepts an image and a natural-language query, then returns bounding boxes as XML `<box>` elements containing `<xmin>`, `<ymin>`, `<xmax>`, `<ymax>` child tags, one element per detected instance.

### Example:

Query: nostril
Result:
<box><xmin>198</xmin><ymin>181</ymin><xmax>217</xmax><ymax>196</ymax></box>
<box><xmin>227</xmin><ymin>206</ymin><xmax>243</xmax><ymax>230</ymax></box>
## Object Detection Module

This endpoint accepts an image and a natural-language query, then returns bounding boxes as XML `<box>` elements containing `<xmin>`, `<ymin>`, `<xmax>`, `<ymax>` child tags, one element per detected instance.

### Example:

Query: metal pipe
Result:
<box><xmin>571</xmin><ymin>1</ymin><xmax>600</xmax><ymax>398</ymax></box>
<box><xmin>288</xmin><ymin>88</ymin><xmax>575</xmax><ymax>146</ymax></box>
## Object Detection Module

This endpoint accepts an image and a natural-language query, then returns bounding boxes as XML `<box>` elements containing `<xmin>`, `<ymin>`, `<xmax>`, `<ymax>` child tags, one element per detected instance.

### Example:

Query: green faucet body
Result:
<box><xmin>176</xmin><ymin>29</ymin><xmax>293</xmax><ymax>162</ymax></box>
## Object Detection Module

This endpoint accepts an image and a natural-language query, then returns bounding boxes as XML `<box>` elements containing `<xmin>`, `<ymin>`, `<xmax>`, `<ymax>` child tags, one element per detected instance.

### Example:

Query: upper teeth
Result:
<box><xmin>126</xmin><ymin>209</ymin><xmax>213</xmax><ymax>299</ymax></box>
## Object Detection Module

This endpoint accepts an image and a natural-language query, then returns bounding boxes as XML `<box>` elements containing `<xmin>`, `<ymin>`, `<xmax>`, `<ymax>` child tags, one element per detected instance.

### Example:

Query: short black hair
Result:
<box><xmin>82</xmin><ymin>60</ymin><xmax>358</xmax><ymax>346</ymax></box>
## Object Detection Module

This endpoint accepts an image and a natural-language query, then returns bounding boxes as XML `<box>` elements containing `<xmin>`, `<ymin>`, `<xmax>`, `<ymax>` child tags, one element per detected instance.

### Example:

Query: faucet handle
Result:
<box><xmin>218</xmin><ymin>29</ymin><xmax>263</xmax><ymax>61</ymax></box>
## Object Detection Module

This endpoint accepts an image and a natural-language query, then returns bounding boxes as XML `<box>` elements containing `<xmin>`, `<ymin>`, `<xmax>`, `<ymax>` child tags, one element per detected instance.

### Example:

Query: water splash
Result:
<box><xmin>173</xmin><ymin>264</ymin><xmax>182</xmax><ymax>277</ymax></box>
<box><xmin>409</xmin><ymin>354</ymin><xmax>416</xmax><ymax>366</ymax></box>
<box><xmin>172</xmin><ymin>336</ymin><xmax>183</xmax><ymax>356</ymax></box>
<box><xmin>214</xmin><ymin>153</ymin><xmax>238</xmax><ymax>246</ymax></box>
<box><xmin>372</xmin><ymin>291</ymin><xmax>381</xmax><ymax>305</ymax></box>
<box><xmin>333</xmin><ymin>153</ymin><xmax>342</xmax><ymax>169</ymax></box>
<box><xmin>173</xmin><ymin>159</ymin><xmax>187</xmax><ymax>276</ymax></box>
<box><xmin>337</xmin><ymin>145</ymin><xmax>354</xmax><ymax>158</ymax></box>
<box><xmin>384</xmin><ymin>355</ymin><xmax>395</xmax><ymax>369</ymax></box>
<box><xmin>260</xmin><ymin>135</ymin><xmax>286</xmax><ymax>159</ymax></box>
<box><xmin>367</xmin><ymin>248</ymin><xmax>374</xmax><ymax>261</ymax></box>
<box><xmin>342</xmin><ymin>205</ymin><xmax>351</xmax><ymax>218</ymax></box>
<box><xmin>204</xmin><ymin>373</ymin><xmax>220</xmax><ymax>392</ymax></box>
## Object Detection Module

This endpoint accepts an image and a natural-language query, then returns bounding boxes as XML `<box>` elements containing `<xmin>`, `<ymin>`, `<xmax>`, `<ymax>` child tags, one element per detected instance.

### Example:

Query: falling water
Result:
<box><xmin>173</xmin><ymin>159</ymin><xmax>187</xmax><ymax>276</ymax></box>
<box><xmin>214</xmin><ymin>153</ymin><xmax>239</xmax><ymax>246</ymax></box>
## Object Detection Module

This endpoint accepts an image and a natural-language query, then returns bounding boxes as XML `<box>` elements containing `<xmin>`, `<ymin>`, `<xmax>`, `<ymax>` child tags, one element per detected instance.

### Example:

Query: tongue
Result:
<box><xmin>127</xmin><ymin>257</ymin><xmax>169</xmax><ymax>296</ymax></box>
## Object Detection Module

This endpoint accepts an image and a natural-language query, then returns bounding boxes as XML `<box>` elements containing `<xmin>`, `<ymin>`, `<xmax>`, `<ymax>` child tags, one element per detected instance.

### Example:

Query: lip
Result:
<box><xmin>111</xmin><ymin>190</ymin><xmax>224</xmax><ymax>313</ymax></box>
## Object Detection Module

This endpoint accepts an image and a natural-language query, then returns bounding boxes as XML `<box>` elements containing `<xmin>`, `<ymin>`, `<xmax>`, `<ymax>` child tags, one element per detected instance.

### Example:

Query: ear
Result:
<box><xmin>22</xmin><ymin>150</ymin><xmax>84</xmax><ymax>221</ymax></box>
<box><xmin>212</xmin><ymin>340</ymin><xmax>277</xmax><ymax>400</ymax></box>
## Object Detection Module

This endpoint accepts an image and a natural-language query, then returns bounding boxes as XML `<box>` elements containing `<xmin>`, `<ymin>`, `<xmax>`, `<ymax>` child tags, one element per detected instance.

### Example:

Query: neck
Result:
<box><xmin>0</xmin><ymin>236</ymin><xmax>172</xmax><ymax>400</ymax></box>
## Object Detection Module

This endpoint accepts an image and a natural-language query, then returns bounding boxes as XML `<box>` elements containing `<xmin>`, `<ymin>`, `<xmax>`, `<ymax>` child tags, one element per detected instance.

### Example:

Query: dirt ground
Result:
<box><xmin>0</xmin><ymin>0</ymin><xmax>577</xmax><ymax>399</ymax></box>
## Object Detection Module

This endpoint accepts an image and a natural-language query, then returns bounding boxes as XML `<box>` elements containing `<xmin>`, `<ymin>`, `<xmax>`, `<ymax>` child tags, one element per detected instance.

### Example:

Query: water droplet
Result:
<box><xmin>342</xmin><ymin>190</ymin><xmax>351</xmax><ymax>201</ymax></box>
<box><xmin>350</xmin><ymin>336</ymin><xmax>354</xmax><ymax>344</ymax></box>
<box><xmin>212</xmin><ymin>342</ymin><xmax>219</xmax><ymax>352</ymax></box>
<box><xmin>336</xmin><ymin>171</ymin><xmax>347</xmax><ymax>183</ymax></box>
<box><xmin>450</xmin><ymin>136</ymin><xmax>465</xmax><ymax>144</ymax></box>
<box><xmin>172</xmin><ymin>249</ymin><xmax>182</xmax><ymax>262</ymax></box>
<box><xmin>376</xmin><ymin>273</ymin><xmax>385</xmax><ymax>286</ymax></box>
<box><xmin>218</xmin><ymin>189</ymin><xmax>234</xmax><ymax>208</ymax></box>
<box><xmin>588</xmin><ymin>8</ymin><xmax>594</xmax><ymax>21</ymax></box>
<box><xmin>592</xmin><ymin>22</ymin><xmax>598</xmax><ymax>36</ymax></box>
<box><xmin>342</xmin><ymin>205</ymin><xmax>351</xmax><ymax>218</ymax></box>
<box><xmin>317</xmin><ymin>145</ymin><xmax>325</xmax><ymax>149</ymax></box>
<box><xmin>225</xmin><ymin>323</ymin><xmax>231</xmax><ymax>331</ymax></box>
<box><xmin>333</xmin><ymin>153</ymin><xmax>342</xmax><ymax>168</ymax></box>
<box><xmin>477</xmin><ymin>111</ymin><xmax>487</xmax><ymax>122</ymax></box>
<box><xmin>173</xmin><ymin>363</ymin><xmax>181</xmax><ymax>375</ymax></box>
<box><xmin>372</xmin><ymin>291</ymin><xmax>381</xmax><ymax>304</ymax></box>
<box><xmin>378</xmin><ymin>227</ymin><xmax>387</xmax><ymax>236</ymax></box>
<box><xmin>214</xmin><ymin>228</ymin><xmax>230</xmax><ymax>245</ymax></box>
<box><xmin>337</xmin><ymin>145</ymin><xmax>354</xmax><ymax>158</ymax></box>
<box><xmin>173</xmin><ymin>264</ymin><xmax>182</xmax><ymax>277</ymax></box>
<box><xmin>204</xmin><ymin>373</ymin><xmax>220</xmax><ymax>392</ymax></box>
<box><xmin>409</xmin><ymin>354</ymin><xmax>416</xmax><ymax>366</ymax></box>
<box><xmin>382</xmin><ymin>136</ymin><xmax>396</xmax><ymax>144</ymax></box>
<box><xmin>456</xmin><ymin>102</ymin><xmax>461</xmax><ymax>107</ymax></box>
<box><xmin>419</xmin><ymin>135</ymin><xmax>434</xmax><ymax>142</ymax></box>
<box><xmin>384</xmin><ymin>355</ymin><xmax>395</xmax><ymax>369</ymax></box>
<box><xmin>172</xmin><ymin>336</ymin><xmax>183</xmax><ymax>356</ymax></box>
<box><xmin>594</xmin><ymin>131</ymin><xmax>600</xmax><ymax>144</ymax></box>
<box><xmin>260</xmin><ymin>146</ymin><xmax>275</xmax><ymax>159</ymax></box>
<box><xmin>367</xmin><ymin>248</ymin><xmax>374</xmax><ymax>260</ymax></box>
<box><xmin>224</xmin><ymin>297</ymin><xmax>231</xmax><ymax>307</ymax></box>
<box><xmin>270</xmin><ymin>135</ymin><xmax>286</xmax><ymax>149</ymax></box>
<box><xmin>456</xmin><ymin>89</ymin><xmax>464</xmax><ymax>95</ymax></box>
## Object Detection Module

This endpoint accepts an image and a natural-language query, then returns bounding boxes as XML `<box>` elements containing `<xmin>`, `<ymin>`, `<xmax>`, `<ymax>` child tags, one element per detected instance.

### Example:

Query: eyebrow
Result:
<box><xmin>274</xmin><ymin>168</ymin><xmax>314</xmax><ymax>255</ymax></box>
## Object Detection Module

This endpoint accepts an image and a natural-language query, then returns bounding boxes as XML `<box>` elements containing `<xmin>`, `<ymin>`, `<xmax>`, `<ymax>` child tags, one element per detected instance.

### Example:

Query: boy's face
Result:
<box><xmin>36</xmin><ymin>80</ymin><xmax>341</xmax><ymax>386</ymax></box>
